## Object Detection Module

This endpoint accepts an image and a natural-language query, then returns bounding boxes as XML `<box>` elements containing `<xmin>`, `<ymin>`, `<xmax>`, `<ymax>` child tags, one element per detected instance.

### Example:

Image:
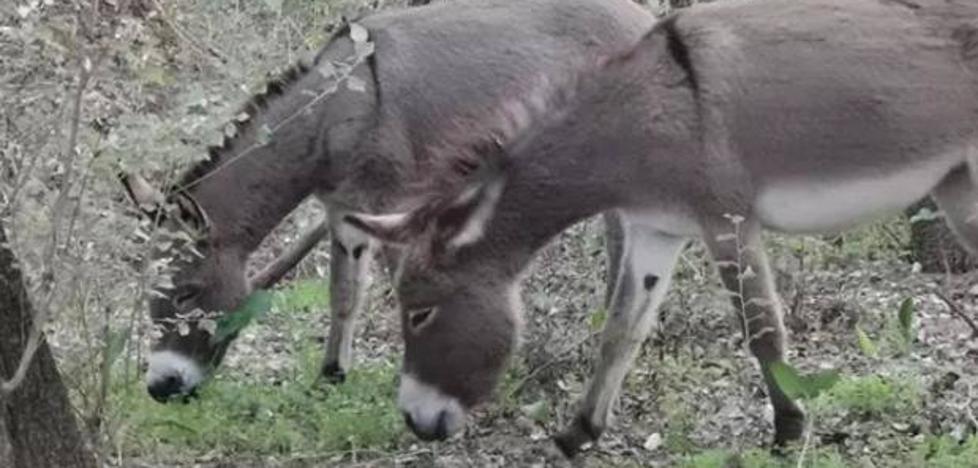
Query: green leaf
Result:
<box><xmin>256</xmin><ymin>124</ymin><xmax>273</xmax><ymax>146</ymax></box>
<box><xmin>213</xmin><ymin>290</ymin><xmax>275</xmax><ymax>344</ymax></box>
<box><xmin>770</xmin><ymin>361</ymin><xmax>841</xmax><ymax>401</ymax></box>
<box><xmin>589</xmin><ymin>308</ymin><xmax>607</xmax><ymax>332</ymax></box>
<box><xmin>855</xmin><ymin>326</ymin><xmax>879</xmax><ymax>358</ymax></box>
<box><xmin>520</xmin><ymin>399</ymin><xmax>550</xmax><ymax>424</ymax></box>
<box><xmin>349</xmin><ymin>23</ymin><xmax>369</xmax><ymax>43</ymax></box>
<box><xmin>909</xmin><ymin>207</ymin><xmax>942</xmax><ymax>224</ymax></box>
<box><xmin>346</xmin><ymin>76</ymin><xmax>366</xmax><ymax>93</ymax></box>
<box><xmin>898</xmin><ymin>298</ymin><xmax>914</xmax><ymax>343</ymax></box>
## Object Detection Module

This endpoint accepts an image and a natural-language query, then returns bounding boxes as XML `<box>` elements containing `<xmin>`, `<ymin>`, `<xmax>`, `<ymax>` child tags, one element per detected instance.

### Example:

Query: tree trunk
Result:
<box><xmin>0</xmin><ymin>222</ymin><xmax>96</xmax><ymax>468</ymax></box>
<box><xmin>907</xmin><ymin>198</ymin><xmax>977</xmax><ymax>274</ymax></box>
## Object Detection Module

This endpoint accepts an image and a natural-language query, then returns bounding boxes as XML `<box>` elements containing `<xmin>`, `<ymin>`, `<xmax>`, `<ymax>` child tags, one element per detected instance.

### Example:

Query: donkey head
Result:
<box><xmin>122</xmin><ymin>175</ymin><xmax>250</xmax><ymax>403</ymax></box>
<box><xmin>346</xmin><ymin>171</ymin><xmax>520</xmax><ymax>441</ymax></box>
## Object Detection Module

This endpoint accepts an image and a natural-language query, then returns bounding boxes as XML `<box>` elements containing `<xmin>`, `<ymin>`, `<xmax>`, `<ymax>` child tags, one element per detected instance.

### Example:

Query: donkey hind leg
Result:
<box><xmin>554</xmin><ymin>225</ymin><xmax>686</xmax><ymax>457</ymax></box>
<box><xmin>931</xmin><ymin>165</ymin><xmax>978</xmax><ymax>253</ymax></box>
<box><xmin>321</xmin><ymin>210</ymin><xmax>376</xmax><ymax>384</ymax></box>
<box><xmin>603</xmin><ymin>210</ymin><xmax>626</xmax><ymax>308</ymax></box>
<box><xmin>702</xmin><ymin>217</ymin><xmax>805</xmax><ymax>446</ymax></box>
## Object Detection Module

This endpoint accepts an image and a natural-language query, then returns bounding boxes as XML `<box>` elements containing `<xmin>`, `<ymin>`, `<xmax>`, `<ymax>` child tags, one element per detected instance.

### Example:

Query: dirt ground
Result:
<box><xmin>220</xmin><ymin>213</ymin><xmax>978</xmax><ymax>467</ymax></box>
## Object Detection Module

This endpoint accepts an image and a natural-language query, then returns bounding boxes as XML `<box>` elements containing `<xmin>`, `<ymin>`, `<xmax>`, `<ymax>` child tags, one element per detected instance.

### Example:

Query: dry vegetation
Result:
<box><xmin>2</xmin><ymin>0</ymin><xmax>977</xmax><ymax>466</ymax></box>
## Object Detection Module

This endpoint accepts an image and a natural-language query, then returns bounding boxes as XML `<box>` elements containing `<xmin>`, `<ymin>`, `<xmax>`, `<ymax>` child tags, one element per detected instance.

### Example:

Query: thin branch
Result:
<box><xmin>933</xmin><ymin>290</ymin><xmax>978</xmax><ymax>338</ymax></box>
<box><xmin>965</xmin><ymin>382</ymin><xmax>978</xmax><ymax>431</ymax></box>
<box><xmin>151</xmin><ymin>0</ymin><xmax>228</xmax><ymax>65</ymax></box>
<box><xmin>249</xmin><ymin>219</ymin><xmax>330</xmax><ymax>289</ymax></box>
<box><xmin>0</xmin><ymin>44</ymin><xmax>95</xmax><ymax>397</ymax></box>
<box><xmin>508</xmin><ymin>330</ymin><xmax>601</xmax><ymax>398</ymax></box>
<box><xmin>0</xmin><ymin>325</ymin><xmax>43</xmax><ymax>396</ymax></box>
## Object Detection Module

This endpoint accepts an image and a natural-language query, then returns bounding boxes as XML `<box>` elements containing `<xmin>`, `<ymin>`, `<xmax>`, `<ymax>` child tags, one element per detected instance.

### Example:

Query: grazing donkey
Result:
<box><xmin>346</xmin><ymin>0</ymin><xmax>978</xmax><ymax>452</ymax></box>
<box><xmin>122</xmin><ymin>0</ymin><xmax>653</xmax><ymax>402</ymax></box>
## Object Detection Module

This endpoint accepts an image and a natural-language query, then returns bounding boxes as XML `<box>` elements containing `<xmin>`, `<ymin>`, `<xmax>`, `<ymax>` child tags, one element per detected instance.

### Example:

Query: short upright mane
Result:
<box><xmin>410</xmin><ymin>65</ymin><xmax>586</xmax><ymax>208</ymax></box>
<box><xmin>174</xmin><ymin>62</ymin><xmax>313</xmax><ymax>192</ymax></box>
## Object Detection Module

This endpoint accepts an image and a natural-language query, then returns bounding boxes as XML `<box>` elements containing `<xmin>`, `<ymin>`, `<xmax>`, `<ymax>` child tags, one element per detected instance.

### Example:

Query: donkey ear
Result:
<box><xmin>433</xmin><ymin>177</ymin><xmax>504</xmax><ymax>249</ymax></box>
<box><xmin>120</xmin><ymin>173</ymin><xmax>165</xmax><ymax>215</ymax></box>
<box><xmin>172</xmin><ymin>191</ymin><xmax>210</xmax><ymax>234</ymax></box>
<box><xmin>343</xmin><ymin>212</ymin><xmax>416</xmax><ymax>245</ymax></box>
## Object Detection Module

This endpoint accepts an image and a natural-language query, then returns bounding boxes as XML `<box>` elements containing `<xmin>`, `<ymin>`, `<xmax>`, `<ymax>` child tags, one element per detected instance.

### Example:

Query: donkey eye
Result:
<box><xmin>335</xmin><ymin>241</ymin><xmax>349</xmax><ymax>256</ymax></box>
<box><xmin>352</xmin><ymin>244</ymin><xmax>366</xmax><ymax>260</ymax></box>
<box><xmin>408</xmin><ymin>307</ymin><xmax>437</xmax><ymax>331</ymax></box>
<box><xmin>172</xmin><ymin>285</ymin><xmax>201</xmax><ymax>308</ymax></box>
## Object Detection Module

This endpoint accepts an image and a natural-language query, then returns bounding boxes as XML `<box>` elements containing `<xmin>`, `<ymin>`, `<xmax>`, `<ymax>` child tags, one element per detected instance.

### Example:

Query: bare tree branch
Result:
<box><xmin>933</xmin><ymin>290</ymin><xmax>978</xmax><ymax>339</ymax></box>
<box><xmin>1</xmin><ymin>42</ymin><xmax>95</xmax><ymax>397</ymax></box>
<box><xmin>250</xmin><ymin>219</ymin><xmax>330</xmax><ymax>290</ymax></box>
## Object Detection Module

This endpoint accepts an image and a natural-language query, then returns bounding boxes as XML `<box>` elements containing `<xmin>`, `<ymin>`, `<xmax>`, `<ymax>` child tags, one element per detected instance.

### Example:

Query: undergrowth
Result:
<box><xmin>108</xmin><ymin>278</ymin><xmax>405</xmax><ymax>462</ymax></box>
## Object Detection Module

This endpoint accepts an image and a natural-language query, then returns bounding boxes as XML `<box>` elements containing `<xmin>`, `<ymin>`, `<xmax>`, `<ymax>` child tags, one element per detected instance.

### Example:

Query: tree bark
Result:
<box><xmin>907</xmin><ymin>198</ymin><xmax>976</xmax><ymax>274</ymax></box>
<box><xmin>0</xmin><ymin>222</ymin><xmax>96</xmax><ymax>468</ymax></box>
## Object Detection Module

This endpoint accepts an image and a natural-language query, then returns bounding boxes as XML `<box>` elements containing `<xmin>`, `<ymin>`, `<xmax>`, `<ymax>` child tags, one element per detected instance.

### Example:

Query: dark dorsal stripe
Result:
<box><xmin>661</xmin><ymin>15</ymin><xmax>698</xmax><ymax>93</ymax></box>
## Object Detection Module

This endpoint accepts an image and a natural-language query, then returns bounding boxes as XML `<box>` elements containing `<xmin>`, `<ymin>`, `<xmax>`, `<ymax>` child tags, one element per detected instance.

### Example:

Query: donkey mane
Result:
<box><xmin>410</xmin><ymin>70</ymin><xmax>582</xmax><ymax>208</ymax></box>
<box><xmin>174</xmin><ymin>62</ymin><xmax>313</xmax><ymax>191</ymax></box>
<box><xmin>412</xmin><ymin>17</ymin><xmax>694</xmax><ymax>209</ymax></box>
<box><xmin>173</xmin><ymin>22</ymin><xmax>363</xmax><ymax>192</ymax></box>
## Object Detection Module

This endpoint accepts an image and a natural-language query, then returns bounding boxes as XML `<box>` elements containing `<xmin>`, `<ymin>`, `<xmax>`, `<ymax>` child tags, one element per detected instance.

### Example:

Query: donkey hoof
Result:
<box><xmin>553</xmin><ymin>415</ymin><xmax>602</xmax><ymax>458</ymax></box>
<box><xmin>321</xmin><ymin>362</ymin><xmax>347</xmax><ymax>384</ymax></box>
<box><xmin>773</xmin><ymin>413</ymin><xmax>806</xmax><ymax>448</ymax></box>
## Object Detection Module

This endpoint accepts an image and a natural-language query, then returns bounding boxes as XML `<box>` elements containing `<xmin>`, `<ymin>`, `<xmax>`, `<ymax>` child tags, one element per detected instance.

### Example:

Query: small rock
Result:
<box><xmin>643</xmin><ymin>432</ymin><xmax>662</xmax><ymax>451</ymax></box>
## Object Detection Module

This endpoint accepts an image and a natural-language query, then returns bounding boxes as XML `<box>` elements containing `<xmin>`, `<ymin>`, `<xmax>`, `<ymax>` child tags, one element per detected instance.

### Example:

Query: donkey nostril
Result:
<box><xmin>434</xmin><ymin>410</ymin><xmax>449</xmax><ymax>440</ymax></box>
<box><xmin>403</xmin><ymin>411</ymin><xmax>418</xmax><ymax>434</ymax></box>
<box><xmin>147</xmin><ymin>375</ymin><xmax>184</xmax><ymax>403</ymax></box>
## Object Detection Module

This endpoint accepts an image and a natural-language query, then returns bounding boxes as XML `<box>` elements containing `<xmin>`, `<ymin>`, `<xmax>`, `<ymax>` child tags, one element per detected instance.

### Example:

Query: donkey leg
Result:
<box><xmin>931</xmin><ymin>165</ymin><xmax>978</xmax><ymax>253</ymax></box>
<box><xmin>555</xmin><ymin>225</ymin><xmax>686</xmax><ymax>457</ymax></box>
<box><xmin>321</xmin><ymin>211</ymin><xmax>375</xmax><ymax>384</ymax></box>
<box><xmin>701</xmin><ymin>217</ymin><xmax>805</xmax><ymax>446</ymax></box>
<box><xmin>603</xmin><ymin>210</ymin><xmax>626</xmax><ymax>308</ymax></box>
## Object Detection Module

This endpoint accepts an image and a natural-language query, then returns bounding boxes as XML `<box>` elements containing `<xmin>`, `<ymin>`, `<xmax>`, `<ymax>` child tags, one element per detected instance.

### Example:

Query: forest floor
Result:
<box><xmin>6</xmin><ymin>0</ymin><xmax>977</xmax><ymax>465</ymax></box>
<box><xmin>102</xmin><ymin>215</ymin><xmax>978</xmax><ymax>467</ymax></box>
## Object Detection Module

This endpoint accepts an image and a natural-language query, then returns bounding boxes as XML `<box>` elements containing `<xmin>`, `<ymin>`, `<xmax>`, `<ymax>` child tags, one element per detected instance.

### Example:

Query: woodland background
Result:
<box><xmin>1</xmin><ymin>0</ymin><xmax>977</xmax><ymax>466</ymax></box>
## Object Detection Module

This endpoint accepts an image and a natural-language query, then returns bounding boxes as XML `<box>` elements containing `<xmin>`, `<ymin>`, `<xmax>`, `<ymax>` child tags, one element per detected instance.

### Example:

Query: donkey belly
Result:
<box><xmin>755</xmin><ymin>157</ymin><xmax>962</xmax><ymax>234</ymax></box>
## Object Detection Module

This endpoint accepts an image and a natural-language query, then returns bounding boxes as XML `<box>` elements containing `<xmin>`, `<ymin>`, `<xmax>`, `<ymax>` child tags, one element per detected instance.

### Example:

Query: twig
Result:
<box><xmin>0</xmin><ymin>51</ymin><xmax>95</xmax><ymax>397</ymax></box>
<box><xmin>933</xmin><ymin>290</ymin><xmax>978</xmax><ymax>338</ymax></box>
<box><xmin>796</xmin><ymin>416</ymin><xmax>814</xmax><ymax>468</ymax></box>
<box><xmin>965</xmin><ymin>382</ymin><xmax>978</xmax><ymax>431</ymax></box>
<box><xmin>151</xmin><ymin>0</ymin><xmax>228</xmax><ymax>65</ymax></box>
<box><xmin>508</xmin><ymin>330</ymin><xmax>601</xmax><ymax>397</ymax></box>
<box><xmin>249</xmin><ymin>219</ymin><xmax>330</xmax><ymax>289</ymax></box>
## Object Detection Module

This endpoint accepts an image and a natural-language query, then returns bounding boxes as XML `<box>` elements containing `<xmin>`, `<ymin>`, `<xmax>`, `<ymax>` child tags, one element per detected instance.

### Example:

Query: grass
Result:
<box><xmin>111</xmin><ymin>365</ymin><xmax>404</xmax><ymax>458</ymax></box>
<box><xmin>814</xmin><ymin>373</ymin><xmax>921</xmax><ymax>419</ymax></box>
<box><xmin>109</xmin><ymin>278</ymin><xmax>406</xmax><ymax>462</ymax></box>
<box><xmin>910</xmin><ymin>435</ymin><xmax>978</xmax><ymax>467</ymax></box>
<box><xmin>679</xmin><ymin>436</ymin><xmax>978</xmax><ymax>468</ymax></box>
<box><xmin>681</xmin><ymin>447</ymin><xmax>846</xmax><ymax>468</ymax></box>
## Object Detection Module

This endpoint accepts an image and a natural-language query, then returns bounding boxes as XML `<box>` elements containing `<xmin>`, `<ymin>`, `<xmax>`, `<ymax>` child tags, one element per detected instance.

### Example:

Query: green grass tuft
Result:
<box><xmin>815</xmin><ymin>374</ymin><xmax>920</xmax><ymax>418</ymax></box>
<box><xmin>111</xmin><ymin>277</ymin><xmax>403</xmax><ymax>461</ymax></box>
<box><xmin>910</xmin><ymin>435</ymin><xmax>978</xmax><ymax>467</ymax></box>
<box><xmin>112</xmin><ymin>364</ymin><xmax>404</xmax><ymax>458</ymax></box>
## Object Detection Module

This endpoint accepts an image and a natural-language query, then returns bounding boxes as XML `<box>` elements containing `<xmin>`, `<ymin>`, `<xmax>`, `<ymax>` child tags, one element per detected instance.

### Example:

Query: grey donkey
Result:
<box><xmin>121</xmin><ymin>0</ymin><xmax>653</xmax><ymax>404</ymax></box>
<box><xmin>346</xmin><ymin>0</ymin><xmax>978</xmax><ymax>453</ymax></box>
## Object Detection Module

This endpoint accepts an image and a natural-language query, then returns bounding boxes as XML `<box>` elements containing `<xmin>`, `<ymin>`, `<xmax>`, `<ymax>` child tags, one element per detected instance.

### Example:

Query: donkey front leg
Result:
<box><xmin>931</xmin><ymin>165</ymin><xmax>978</xmax><ymax>255</ymax></box>
<box><xmin>555</xmin><ymin>224</ymin><xmax>686</xmax><ymax>457</ymax></box>
<box><xmin>702</xmin><ymin>217</ymin><xmax>805</xmax><ymax>446</ymax></box>
<box><xmin>321</xmin><ymin>210</ymin><xmax>375</xmax><ymax>383</ymax></box>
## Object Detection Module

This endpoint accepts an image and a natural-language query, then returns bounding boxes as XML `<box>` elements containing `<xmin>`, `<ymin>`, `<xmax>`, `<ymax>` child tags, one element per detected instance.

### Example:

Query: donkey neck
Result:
<box><xmin>182</xmin><ymin>56</ymin><xmax>377</xmax><ymax>253</ymax></box>
<box><xmin>457</xmin><ymin>36</ymin><xmax>699</xmax><ymax>280</ymax></box>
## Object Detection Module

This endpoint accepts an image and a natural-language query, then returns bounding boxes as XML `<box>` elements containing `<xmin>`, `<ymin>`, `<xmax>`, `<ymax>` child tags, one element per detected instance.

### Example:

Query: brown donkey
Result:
<box><xmin>346</xmin><ymin>0</ymin><xmax>978</xmax><ymax>452</ymax></box>
<box><xmin>122</xmin><ymin>0</ymin><xmax>653</xmax><ymax>402</ymax></box>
